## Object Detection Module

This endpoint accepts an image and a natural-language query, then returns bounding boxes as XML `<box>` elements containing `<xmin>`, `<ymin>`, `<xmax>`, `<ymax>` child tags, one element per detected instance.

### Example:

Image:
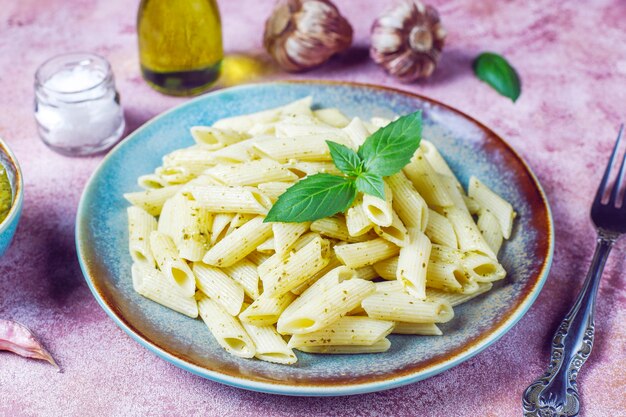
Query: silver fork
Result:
<box><xmin>522</xmin><ymin>125</ymin><xmax>626</xmax><ymax>417</ymax></box>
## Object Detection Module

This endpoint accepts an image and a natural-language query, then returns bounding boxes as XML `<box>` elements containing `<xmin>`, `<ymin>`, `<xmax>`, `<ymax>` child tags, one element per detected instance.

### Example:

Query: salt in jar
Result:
<box><xmin>34</xmin><ymin>53</ymin><xmax>125</xmax><ymax>156</ymax></box>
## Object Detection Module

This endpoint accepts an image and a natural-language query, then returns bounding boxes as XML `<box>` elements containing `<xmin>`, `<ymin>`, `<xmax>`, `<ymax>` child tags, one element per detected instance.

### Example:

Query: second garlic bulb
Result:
<box><xmin>370</xmin><ymin>0</ymin><xmax>446</xmax><ymax>82</ymax></box>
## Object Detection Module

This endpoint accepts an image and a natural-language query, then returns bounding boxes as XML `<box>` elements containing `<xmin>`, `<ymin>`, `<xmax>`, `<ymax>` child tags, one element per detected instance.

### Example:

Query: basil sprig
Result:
<box><xmin>265</xmin><ymin>111</ymin><xmax>422</xmax><ymax>223</ymax></box>
<box><xmin>473</xmin><ymin>52</ymin><xmax>521</xmax><ymax>102</ymax></box>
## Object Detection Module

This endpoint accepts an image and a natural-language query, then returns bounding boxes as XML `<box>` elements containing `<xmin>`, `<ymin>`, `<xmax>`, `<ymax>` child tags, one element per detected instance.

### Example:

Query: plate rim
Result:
<box><xmin>76</xmin><ymin>80</ymin><xmax>554</xmax><ymax>396</ymax></box>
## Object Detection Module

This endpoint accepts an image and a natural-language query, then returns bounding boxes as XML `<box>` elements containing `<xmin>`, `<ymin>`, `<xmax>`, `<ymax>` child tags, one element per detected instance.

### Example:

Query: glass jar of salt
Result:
<box><xmin>35</xmin><ymin>53</ymin><xmax>125</xmax><ymax>156</ymax></box>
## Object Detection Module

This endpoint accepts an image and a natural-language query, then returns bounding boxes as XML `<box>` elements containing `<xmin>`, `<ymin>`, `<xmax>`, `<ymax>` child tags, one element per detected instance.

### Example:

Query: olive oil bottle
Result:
<box><xmin>137</xmin><ymin>0</ymin><xmax>223</xmax><ymax>96</ymax></box>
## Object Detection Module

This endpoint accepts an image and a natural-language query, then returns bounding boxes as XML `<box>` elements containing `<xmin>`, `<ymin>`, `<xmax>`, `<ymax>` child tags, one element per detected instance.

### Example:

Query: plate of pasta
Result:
<box><xmin>76</xmin><ymin>81</ymin><xmax>553</xmax><ymax>395</ymax></box>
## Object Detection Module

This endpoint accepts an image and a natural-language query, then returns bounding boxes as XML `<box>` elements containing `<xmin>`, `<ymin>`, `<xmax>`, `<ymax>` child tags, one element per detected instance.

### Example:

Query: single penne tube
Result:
<box><xmin>277</xmin><ymin>267</ymin><xmax>375</xmax><ymax>335</ymax></box>
<box><xmin>392</xmin><ymin>322</ymin><xmax>442</xmax><ymax>335</ymax></box>
<box><xmin>426</xmin><ymin>282</ymin><xmax>493</xmax><ymax>306</ymax></box>
<box><xmin>311</xmin><ymin>216</ymin><xmax>372</xmax><ymax>243</ymax></box>
<box><xmin>373</xmin><ymin>279</ymin><xmax>403</xmax><ymax>293</ymax></box>
<box><xmin>154</xmin><ymin>166</ymin><xmax>195</xmax><ymax>185</ymax></box>
<box><xmin>241</xmin><ymin>323</ymin><xmax>298</xmax><ymax>365</ymax></box>
<box><xmin>362</xmin><ymin>290</ymin><xmax>454</xmax><ymax>323</ymax></box>
<box><xmin>190</xmin><ymin>126</ymin><xmax>248</xmax><ymax>147</ymax></box>
<box><xmin>251</xmin><ymin>136</ymin><xmax>336</xmax><ymax>162</ymax></box>
<box><xmin>468</xmin><ymin>176</ymin><xmax>516</xmax><ymax>239</ymax></box>
<box><xmin>313</xmin><ymin>107</ymin><xmax>350</xmax><ymax>128</ymax></box>
<box><xmin>425</xmin><ymin>208</ymin><xmax>458</xmax><ymax>248</ymax></box>
<box><xmin>419</xmin><ymin>140</ymin><xmax>459</xmax><ymax>183</ymax></box>
<box><xmin>403</xmin><ymin>149</ymin><xmax>454</xmax><ymax>208</ymax></box>
<box><xmin>158</xmin><ymin>194</ymin><xmax>212</xmax><ymax>262</ymax></box>
<box><xmin>205</xmin><ymin>159</ymin><xmax>298</xmax><ymax>186</ymax></box>
<box><xmin>212</xmin><ymin>105</ymin><xmax>281</xmax><ymax>133</ymax></box>
<box><xmin>193</xmin><ymin>263</ymin><xmax>245</xmax><ymax>316</ymax></box>
<box><xmin>238</xmin><ymin>291</ymin><xmax>296</xmax><ymax>326</ymax></box>
<box><xmin>461</xmin><ymin>251</ymin><xmax>506</xmax><ymax>283</ymax></box>
<box><xmin>477</xmin><ymin>209</ymin><xmax>504</xmax><ymax>254</ymax></box>
<box><xmin>334</xmin><ymin>238</ymin><xmax>399</xmax><ymax>269</ymax></box>
<box><xmin>284</xmin><ymin>160</ymin><xmax>342</xmax><ymax>177</ymax></box>
<box><xmin>210</xmin><ymin>213</ymin><xmax>235</xmax><ymax>245</ymax></box>
<box><xmin>291</xmin><ymin>231</ymin><xmax>322</xmax><ymax>251</ymax></box>
<box><xmin>263</xmin><ymin>236</ymin><xmax>331</xmax><ymax>297</ymax></box>
<box><xmin>275</xmin><ymin>121</ymin><xmax>346</xmax><ymax>141</ymax></box>
<box><xmin>157</xmin><ymin>193</ymin><xmax>185</xmax><ymax>239</ymax></box>
<box><xmin>208</xmin><ymin>137</ymin><xmax>265</xmax><ymax>164</ymax></box>
<box><xmin>149</xmin><ymin>231</ymin><xmax>195</xmax><ymax>297</ymax></box>
<box><xmin>430</xmin><ymin>243</ymin><xmax>464</xmax><ymax>263</ymax></box>
<box><xmin>127</xmin><ymin>206</ymin><xmax>157</xmax><ymax>266</ymax></box>
<box><xmin>397</xmin><ymin>228</ymin><xmax>431</xmax><ymax>299</ymax></box>
<box><xmin>131</xmin><ymin>263</ymin><xmax>198</xmax><ymax>318</ymax></box>
<box><xmin>138</xmin><ymin>173</ymin><xmax>167</xmax><ymax>189</ymax></box>
<box><xmin>346</xmin><ymin>196</ymin><xmax>375</xmax><ymax>236</ymax></box>
<box><xmin>426</xmin><ymin>260</ymin><xmax>464</xmax><ymax>291</ymax></box>
<box><xmin>294</xmin><ymin>338</ymin><xmax>391</xmax><ymax>354</ymax></box>
<box><xmin>222</xmin><ymin>258</ymin><xmax>260</xmax><ymax>300</ymax></box>
<box><xmin>272</xmin><ymin>221</ymin><xmax>310</xmax><ymax>256</ymax></box>
<box><xmin>162</xmin><ymin>146</ymin><xmax>217</xmax><ymax>174</ymax></box>
<box><xmin>372</xmin><ymin>256</ymin><xmax>398</xmax><ymax>281</ymax></box>
<box><xmin>374</xmin><ymin>210</ymin><xmax>408</xmax><ymax>247</ymax></box>
<box><xmin>124</xmin><ymin>185</ymin><xmax>183</xmax><ymax>216</ymax></box>
<box><xmin>197</xmin><ymin>294</ymin><xmax>256</xmax><ymax>358</ymax></box>
<box><xmin>186</xmin><ymin>185</ymin><xmax>271</xmax><ymax>214</ymax></box>
<box><xmin>444</xmin><ymin>206</ymin><xmax>496</xmax><ymax>259</ymax></box>
<box><xmin>203</xmin><ymin>216</ymin><xmax>273</xmax><ymax>267</ymax></box>
<box><xmin>386</xmin><ymin>171</ymin><xmax>429</xmax><ymax>231</ymax></box>
<box><xmin>342</xmin><ymin>117</ymin><xmax>370</xmax><ymax>149</ymax></box>
<box><xmin>362</xmin><ymin>183</ymin><xmax>393</xmax><ymax>227</ymax></box>
<box><xmin>256</xmin><ymin>181</ymin><xmax>293</xmax><ymax>202</ymax></box>
<box><xmin>287</xmin><ymin>316</ymin><xmax>394</xmax><ymax>348</ymax></box>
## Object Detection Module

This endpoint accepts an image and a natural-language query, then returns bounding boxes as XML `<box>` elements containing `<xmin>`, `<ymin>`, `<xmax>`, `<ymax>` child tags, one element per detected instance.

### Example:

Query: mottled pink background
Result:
<box><xmin>1</xmin><ymin>1</ymin><xmax>625</xmax><ymax>416</ymax></box>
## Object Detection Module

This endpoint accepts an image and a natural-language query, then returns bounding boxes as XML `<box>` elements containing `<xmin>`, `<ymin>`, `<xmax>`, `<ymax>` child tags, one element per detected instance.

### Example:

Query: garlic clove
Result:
<box><xmin>263</xmin><ymin>0</ymin><xmax>353</xmax><ymax>72</ymax></box>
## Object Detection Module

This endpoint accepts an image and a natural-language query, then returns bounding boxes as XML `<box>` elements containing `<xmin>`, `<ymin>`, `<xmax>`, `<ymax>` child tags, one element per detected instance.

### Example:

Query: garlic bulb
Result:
<box><xmin>263</xmin><ymin>0</ymin><xmax>353</xmax><ymax>72</ymax></box>
<box><xmin>370</xmin><ymin>0</ymin><xmax>446</xmax><ymax>82</ymax></box>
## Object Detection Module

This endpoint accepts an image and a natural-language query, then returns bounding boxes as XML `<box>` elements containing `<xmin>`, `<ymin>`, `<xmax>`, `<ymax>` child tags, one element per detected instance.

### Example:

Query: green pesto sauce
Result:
<box><xmin>0</xmin><ymin>166</ymin><xmax>12</xmax><ymax>224</ymax></box>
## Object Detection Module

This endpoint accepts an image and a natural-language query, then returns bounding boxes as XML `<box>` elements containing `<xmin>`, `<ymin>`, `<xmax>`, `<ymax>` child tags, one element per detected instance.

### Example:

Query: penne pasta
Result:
<box><xmin>125</xmin><ymin>98</ymin><xmax>516</xmax><ymax>365</ymax></box>
<box><xmin>132</xmin><ymin>263</ymin><xmax>198</xmax><ymax>318</ymax></box>
<box><xmin>197</xmin><ymin>294</ymin><xmax>256</xmax><ymax>358</ymax></box>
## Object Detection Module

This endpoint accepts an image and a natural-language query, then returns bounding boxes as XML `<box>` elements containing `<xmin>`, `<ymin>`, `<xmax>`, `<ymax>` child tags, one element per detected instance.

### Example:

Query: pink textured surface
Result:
<box><xmin>1</xmin><ymin>0</ymin><xmax>625</xmax><ymax>416</ymax></box>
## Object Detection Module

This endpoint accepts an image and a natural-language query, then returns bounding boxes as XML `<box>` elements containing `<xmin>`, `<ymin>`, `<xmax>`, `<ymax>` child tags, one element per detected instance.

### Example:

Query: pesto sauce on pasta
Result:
<box><xmin>0</xmin><ymin>165</ymin><xmax>12</xmax><ymax>224</ymax></box>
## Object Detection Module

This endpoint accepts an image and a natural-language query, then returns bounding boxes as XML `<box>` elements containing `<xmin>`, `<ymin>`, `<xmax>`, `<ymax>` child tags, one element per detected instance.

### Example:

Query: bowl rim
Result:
<box><xmin>76</xmin><ymin>80</ymin><xmax>554</xmax><ymax>396</ymax></box>
<box><xmin>0</xmin><ymin>138</ymin><xmax>23</xmax><ymax>232</ymax></box>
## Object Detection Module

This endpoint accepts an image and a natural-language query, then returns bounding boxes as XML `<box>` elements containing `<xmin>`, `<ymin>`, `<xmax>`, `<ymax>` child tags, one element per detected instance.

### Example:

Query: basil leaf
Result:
<box><xmin>473</xmin><ymin>52</ymin><xmax>521</xmax><ymax>102</ymax></box>
<box><xmin>264</xmin><ymin>173</ymin><xmax>357</xmax><ymax>223</ymax></box>
<box><xmin>355</xmin><ymin>172</ymin><xmax>385</xmax><ymax>200</ymax></box>
<box><xmin>357</xmin><ymin>111</ymin><xmax>422</xmax><ymax>177</ymax></box>
<box><xmin>327</xmin><ymin>140</ymin><xmax>362</xmax><ymax>176</ymax></box>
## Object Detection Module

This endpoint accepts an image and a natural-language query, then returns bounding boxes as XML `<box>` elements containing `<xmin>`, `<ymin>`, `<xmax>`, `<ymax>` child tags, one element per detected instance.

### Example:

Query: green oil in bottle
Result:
<box><xmin>137</xmin><ymin>0</ymin><xmax>223</xmax><ymax>96</ymax></box>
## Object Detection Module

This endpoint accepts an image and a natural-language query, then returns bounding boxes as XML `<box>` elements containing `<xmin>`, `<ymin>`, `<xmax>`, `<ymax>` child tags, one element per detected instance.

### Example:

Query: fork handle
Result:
<box><xmin>522</xmin><ymin>234</ymin><xmax>614</xmax><ymax>417</ymax></box>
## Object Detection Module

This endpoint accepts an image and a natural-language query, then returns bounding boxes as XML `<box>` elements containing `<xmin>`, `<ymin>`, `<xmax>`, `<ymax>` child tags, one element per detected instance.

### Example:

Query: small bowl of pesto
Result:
<box><xmin>0</xmin><ymin>138</ymin><xmax>23</xmax><ymax>257</ymax></box>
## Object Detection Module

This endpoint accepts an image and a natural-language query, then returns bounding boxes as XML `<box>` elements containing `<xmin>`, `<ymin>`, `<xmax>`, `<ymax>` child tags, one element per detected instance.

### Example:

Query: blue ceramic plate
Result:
<box><xmin>76</xmin><ymin>81</ymin><xmax>553</xmax><ymax>396</ymax></box>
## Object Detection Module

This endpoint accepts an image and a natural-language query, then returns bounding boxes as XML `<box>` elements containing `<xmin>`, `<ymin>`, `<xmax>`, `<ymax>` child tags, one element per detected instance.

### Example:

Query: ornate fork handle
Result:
<box><xmin>522</xmin><ymin>233</ymin><xmax>615</xmax><ymax>417</ymax></box>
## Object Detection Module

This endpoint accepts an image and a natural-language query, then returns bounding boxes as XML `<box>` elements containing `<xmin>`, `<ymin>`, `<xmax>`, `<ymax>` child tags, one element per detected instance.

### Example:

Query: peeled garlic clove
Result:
<box><xmin>0</xmin><ymin>319</ymin><xmax>59</xmax><ymax>370</ymax></box>
<box><xmin>371</xmin><ymin>0</ymin><xmax>446</xmax><ymax>82</ymax></box>
<box><xmin>263</xmin><ymin>0</ymin><xmax>353</xmax><ymax>72</ymax></box>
